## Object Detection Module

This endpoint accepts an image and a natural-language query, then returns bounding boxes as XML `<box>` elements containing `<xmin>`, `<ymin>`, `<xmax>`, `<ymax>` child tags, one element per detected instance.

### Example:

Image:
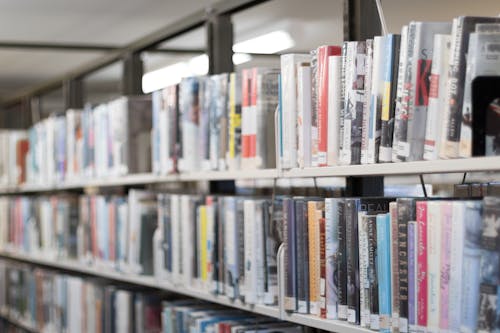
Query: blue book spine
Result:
<box><xmin>377</xmin><ymin>213</ymin><xmax>392</xmax><ymax>333</ymax></box>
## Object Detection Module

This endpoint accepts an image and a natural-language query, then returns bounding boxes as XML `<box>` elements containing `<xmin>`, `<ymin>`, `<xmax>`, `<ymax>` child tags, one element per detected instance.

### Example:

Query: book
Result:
<box><xmin>308</xmin><ymin>200</ymin><xmax>324</xmax><ymax>315</ymax></box>
<box><xmin>178</xmin><ymin>77</ymin><xmax>200</xmax><ymax>172</ymax></box>
<box><xmin>427</xmin><ymin>201</ymin><xmax>442</xmax><ymax>332</ymax></box>
<box><xmin>280</xmin><ymin>54</ymin><xmax>311</xmax><ymax>169</ymax></box>
<box><xmin>416</xmin><ymin>201</ymin><xmax>428</xmax><ymax>331</ymax></box>
<box><xmin>327</xmin><ymin>55</ymin><xmax>343</xmax><ymax>166</ymax></box>
<box><xmin>296</xmin><ymin>63</ymin><xmax>312</xmax><ymax>168</ymax></box>
<box><xmin>389</xmin><ymin>201</ymin><xmax>400</xmax><ymax>333</ymax></box>
<box><xmin>325</xmin><ymin>198</ymin><xmax>340</xmax><ymax>320</ymax></box>
<box><xmin>407</xmin><ymin>220</ymin><xmax>417</xmax><ymax>333</ymax></box>
<box><xmin>316</xmin><ymin>46</ymin><xmax>342</xmax><ymax>167</ymax></box>
<box><xmin>478</xmin><ymin>196</ymin><xmax>500</xmax><ymax>333</ymax></box>
<box><xmin>226</xmin><ymin>73</ymin><xmax>242</xmax><ymax>171</ymax></box>
<box><xmin>459</xmin><ymin>30</ymin><xmax>500</xmax><ymax>157</ymax></box>
<box><xmin>377</xmin><ymin>213</ymin><xmax>392</xmax><ymax>333</ymax></box>
<box><xmin>360</xmin><ymin>39</ymin><xmax>374</xmax><ymax>166</ymax></box>
<box><xmin>336</xmin><ymin>198</ymin><xmax>348</xmax><ymax>320</ymax></box>
<box><xmin>423</xmin><ymin>34</ymin><xmax>452</xmax><ymax>160</ymax></box>
<box><xmin>283</xmin><ymin>198</ymin><xmax>297</xmax><ymax>312</ymax></box>
<box><xmin>378</xmin><ymin>33</ymin><xmax>402</xmax><ymax>163</ymax></box>
<box><xmin>442</xmin><ymin>16</ymin><xmax>500</xmax><ymax>158</ymax></box>
<box><xmin>295</xmin><ymin>198</ymin><xmax>309</xmax><ymax>313</ymax></box>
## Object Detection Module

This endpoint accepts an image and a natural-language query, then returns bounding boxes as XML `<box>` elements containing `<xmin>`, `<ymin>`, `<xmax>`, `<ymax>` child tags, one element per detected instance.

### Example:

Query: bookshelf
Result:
<box><xmin>0</xmin><ymin>308</ymin><xmax>38</xmax><ymax>333</ymax></box>
<box><xmin>0</xmin><ymin>156</ymin><xmax>499</xmax><ymax>194</ymax></box>
<box><xmin>0</xmin><ymin>0</ymin><xmax>499</xmax><ymax>332</ymax></box>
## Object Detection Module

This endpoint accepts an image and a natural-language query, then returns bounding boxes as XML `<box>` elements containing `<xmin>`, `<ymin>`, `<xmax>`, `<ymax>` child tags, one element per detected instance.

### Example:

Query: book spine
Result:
<box><xmin>346</xmin><ymin>199</ymin><xmax>360</xmax><ymax>324</ymax></box>
<box><xmin>227</xmin><ymin>73</ymin><xmax>242</xmax><ymax>170</ymax></box>
<box><xmin>423</xmin><ymin>34</ymin><xmax>451</xmax><ymax>161</ymax></box>
<box><xmin>416</xmin><ymin>201</ymin><xmax>428</xmax><ymax>331</ymax></box>
<box><xmin>460</xmin><ymin>201</ymin><xmax>482</xmax><ymax>333</ymax></box>
<box><xmin>427</xmin><ymin>201</ymin><xmax>441</xmax><ymax>332</ymax></box>
<box><xmin>360</xmin><ymin>39</ymin><xmax>374</xmax><ymax>165</ymax></box>
<box><xmin>297</xmin><ymin>64</ymin><xmax>312</xmax><ymax>168</ymax></box>
<box><xmin>284</xmin><ymin>198</ymin><xmax>297</xmax><ymax>311</ymax></box>
<box><xmin>377</xmin><ymin>213</ymin><xmax>391</xmax><ymax>333</ymax></box>
<box><xmin>409</xmin><ymin>23</ymin><xmax>452</xmax><ymax>162</ymax></box>
<box><xmin>317</xmin><ymin>46</ymin><xmax>341</xmax><ymax>166</ymax></box>
<box><xmin>327</xmin><ymin>56</ymin><xmax>342</xmax><ymax>166</ymax></box>
<box><xmin>337</xmin><ymin>199</ymin><xmax>348</xmax><ymax>320</ymax></box>
<box><xmin>349</xmin><ymin>42</ymin><xmax>366</xmax><ymax>165</ymax></box>
<box><xmin>296</xmin><ymin>200</ymin><xmax>309</xmax><ymax>313</ymax></box>
<box><xmin>366</xmin><ymin>36</ymin><xmax>384</xmax><ymax>164</ymax></box>
<box><xmin>379</xmin><ymin>34</ymin><xmax>402</xmax><ymax>163</ymax></box>
<box><xmin>310</xmin><ymin>51</ymin><xmax>319</xmax><ymax>167</ymax></box>
<box><xmin>319</xmin><ymin>214</ymin><xmax>327</xmax><ymax>318</ymax></box>
<box><xmin>280</xmin><ymin>55</ymin><xmax>299</xmax><ymax>169</ymax></box>
<box><xmin>339</xmin><ymin>42</ymin><xmax>354</xmax><ymax>165</ymax></box>
<box><xmin>448</xmin><ymin>201</ymin><xmax>465</xmax><ymax>332</ymax></box>
<box><xmin>325</xmin><ymin>198</ymin><xmax>339</xmax><ymax>320</ymax></box>
<box><xmin>243</xmin><ymin>200</ymin><xmax>257</xmax><ymax>304</ymax></box>
<box><xmin>407</xmin><ymin>221</ymin><xmax>417</xmax><ymax>333</ymax></box>
<box><xmin>397</xmin><ymin>198</ymin><xmax>415</xmax><ymax>333</ymax></box>
<box><xmin>478</xmin><ymin>197</ymin><xmax>500</xmax><ymax>333</ymax></box>
<box><xmin>367</xmin><ymin>215</ymin><xmax>379</xmax><ymax>330</ymax></box>
<box><xmin>358</xmin><ymin>212</ymin><xmax>371</xmax><ymax>327</ymax></box>
<box><xmin>308</xmin><ymin>201</ymin><xmax>320</xmax><ymax>315</ymax></box>
<box><xmin>256</xmin><ymin>70</ymin><xmax>279</xmax><ymax>169</ymax></box>
<box><xmin>223</xmin><ymin>197</ymin><xmax>237</xmax><ymax>298</ymax></box>
<box><xmin>393</xmin><ymin>23</ymin><xmax>416</xmax><ymax>162</ymax></box>
<box><xmin>439</xmin><ymin>202</ymin><xmax>452</xmax><ymax>331</ymax></box>
<box><xmin>390</xmin><ymin>201</ymin><xmax>400</xmax><ymax>332</ymax></box>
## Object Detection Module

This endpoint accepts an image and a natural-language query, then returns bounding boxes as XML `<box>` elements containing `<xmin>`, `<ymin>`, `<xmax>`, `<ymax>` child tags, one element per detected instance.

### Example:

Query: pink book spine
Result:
<box><xmin>416</xmin><ymin>201</ymin><xmax>428</xmax><ymax>328</ymax></box>
<box><xmin>439</xmin><ymin>202</ymin><xmax>452</xmax><ymax>330</ymax></box>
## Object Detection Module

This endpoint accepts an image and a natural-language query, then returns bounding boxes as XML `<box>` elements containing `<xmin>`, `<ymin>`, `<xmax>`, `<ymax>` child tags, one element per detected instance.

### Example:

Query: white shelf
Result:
<box><xmin>284</xmin><ymin>156</ymin><xmax>500</xmax><ymax>178</ymax></box>
<box><xmin>1</xmin><ymin>157</ymin><xmax>499</xmax><ymax>195</ymax></box>
<box><xmin>0</xmin><ymin>251</ymin><xmax>376</xmax><ymax>333</ymax></box>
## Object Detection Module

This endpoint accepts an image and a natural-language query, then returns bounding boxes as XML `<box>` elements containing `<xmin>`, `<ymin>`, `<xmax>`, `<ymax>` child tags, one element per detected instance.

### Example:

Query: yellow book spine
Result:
<box><xmin>308</xmin><ymin>201</ymin><xmax>320</xmax><ymax>315</ymax></box>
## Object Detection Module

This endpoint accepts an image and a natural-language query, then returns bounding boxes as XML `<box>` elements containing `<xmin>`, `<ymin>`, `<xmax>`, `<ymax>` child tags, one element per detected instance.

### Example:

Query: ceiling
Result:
<box><xmin>0</xmin><ymin>0</ymin><xmax>498</xmax><ymax>115</ymax></box>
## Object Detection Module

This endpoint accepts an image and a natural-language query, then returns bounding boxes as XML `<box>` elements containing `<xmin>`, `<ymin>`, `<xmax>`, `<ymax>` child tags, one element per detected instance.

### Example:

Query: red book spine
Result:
<box><xmin>16</xmin><ymin>140</ymin><xmax>29</xmax><ymax>184</ymax></box>
<box><xmin>250</xmin><ymin>68</ymin><xmax>258</xmax><ymax>158</ymax></box>
<box><xmin>319</xmin><ymin>216</ymin><xmax>327</xmax><ymax>318</ymax></box>
<box><xmin>317</xmin><ymin>45</ymin><xmax>342</xmax><ymax>166</ymax></box>
<box><xmin>416</xmin><ymin>201</ymin><xmax>428</xmax><ymax>328</ymax></box>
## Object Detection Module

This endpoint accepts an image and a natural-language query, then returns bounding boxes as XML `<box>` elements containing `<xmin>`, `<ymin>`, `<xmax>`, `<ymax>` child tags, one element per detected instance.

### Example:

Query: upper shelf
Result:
<box><xmin>0</xmin><ymin>156</ymin><xmax>499</xmax><ymax>194</ymax></box>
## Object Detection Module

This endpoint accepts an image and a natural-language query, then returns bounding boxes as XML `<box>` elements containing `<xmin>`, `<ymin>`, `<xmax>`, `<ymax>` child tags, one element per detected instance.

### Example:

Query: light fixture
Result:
<box><xmin>142</xmin><ymin>52</ymin><xmax>253</xmax><ymax>93</ymax></box>
<box><xmin>232</xmin><ymin>53</ymin><xmax>252</xmax><ymax>65</ymax></box>
<box><xmin>232</xmin><ymin>30</ymin><xmax>295</xmax><ymax>54</ymax></box>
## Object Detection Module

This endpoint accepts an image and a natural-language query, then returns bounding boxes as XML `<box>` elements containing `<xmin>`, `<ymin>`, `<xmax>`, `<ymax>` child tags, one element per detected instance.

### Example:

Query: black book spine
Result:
<box><xmin>284</xmin><ymin>198</ymin><xmax>298</xmax><ymax>311</ymax></box>
<box><xmin>236</xmin><ymin>198</ymin><xmax>245</xmax><ymax>301</ymax></box>
<box><xmin>346</xmin><ymin>199</ymin><xmax>360</xmax><ymax>324</ymax></box>
<box><xmin>337</xmin><ymin>200</ymin><xmax>348</xmax><ymax>320</ymax></box>
<box><xmin>296</xmin><ymin>199</ymin><xmax>310</xmax><ymax>313</ymax></box>
<box><xmin>478</xmin><ymin>197</ymin><xmax>500</xmax><ymax>332</ymax></box>
<box><xmin>397</xmin><ymin>198</ymin><xmax>416</xmax><ymax>332</ymax></box>
<box><xmin>367</xmin><ymin>215</ymin><xmax>379</xmax><ymax>328</ymax></box>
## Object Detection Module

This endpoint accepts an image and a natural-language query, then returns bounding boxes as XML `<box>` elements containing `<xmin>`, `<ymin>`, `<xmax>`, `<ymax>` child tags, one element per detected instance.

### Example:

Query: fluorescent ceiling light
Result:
<box><xmin>233</xmin><ymin>30</ymin><xmax>294</xmax><ymax>54</ymax></box>
<box><xmin>233</xmin><ymin>53</ymin><xmax>252</xmax><ymax>65</ymax></box>
<box><xmin>142</xmin><ymin>52</ymin><xmax>253</xmax><ymax>93</ymax></box>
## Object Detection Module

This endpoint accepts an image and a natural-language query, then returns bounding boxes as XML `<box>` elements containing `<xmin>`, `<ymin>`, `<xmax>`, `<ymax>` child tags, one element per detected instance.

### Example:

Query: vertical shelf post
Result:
<box><xmin>206</xmin><ymin>10</ymin><xmax>234</xmax><ymax>75</ymax></box>
<box><xmin>63</xmin><ymin>78</ymin><xmax>84</xmax><ymax>109</ymax></box>
<box><xmin>122</xmin><ymin>52</ymin><xmax>144</xmax><ymax>95</ymax></box>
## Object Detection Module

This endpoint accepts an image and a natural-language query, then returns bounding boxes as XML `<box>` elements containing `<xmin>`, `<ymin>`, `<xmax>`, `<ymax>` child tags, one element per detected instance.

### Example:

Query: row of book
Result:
<box><xmin>0</xmin><ymin>261</ymin><xmax>163</xmax><ymax>333</ymax></box>
<box><xmin>0</xmin><ymin>67</ymin><xmax>280</xmax><ymax>186</ymax></box>
<box><xmin>283</xmin><ymin>196</ymin><xmax>500</xmax><ymax>333</ymax></box>
<box><xmin>2</xmin><ymin>191</ymin><xmax>500</xmax><ymax>332</ymax></box>
<box><xmin>280</xmin><ymin>16</ymin><xmax>500</xmax><ymax>168</ymax></box>
<box><xmin>0</xmin><ymin>191</ymin><xmax>282</xmax><ymax>306</ymax></box>
<box><xmin>0</xmin><ymin>262</ymin><xmax>306</xmax><ymax>333</ymax></box>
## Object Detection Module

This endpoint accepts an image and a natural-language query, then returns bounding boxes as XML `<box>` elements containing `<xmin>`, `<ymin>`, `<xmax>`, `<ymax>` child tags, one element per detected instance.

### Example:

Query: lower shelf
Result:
<box><xmin>0</xmin><ymin>251</ymin><xmax>372</xmax><ymax>333</ymax></box>
<box><xmin>0</xmin><ymin>308</ymin><xmax>38</xmax><ymax>333</ymax></box>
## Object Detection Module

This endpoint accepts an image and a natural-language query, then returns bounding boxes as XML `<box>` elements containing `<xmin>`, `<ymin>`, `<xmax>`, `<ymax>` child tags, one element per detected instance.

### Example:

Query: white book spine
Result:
<box><xmin>297</xmin><ymin>64</ymin><xmax>312</xmax><ymax>168</ymax></box>
<box><xmin>358</xmin><ymin>212</ymin><xmax>370</xmax><ymax>327</ymax></box>
<box><xmin>181</xmin><ymin>196</ymin><xmax>194</xmax><ymax>285</ymax></box>
<box><xmin>339</xmin><ymin>42</ymin><xmax>355</xmax><ymax>165</ymax></box>
<box><xmin>360</xmin><ymin>40</ymin><xmax>374</xmax><ymax>165</ymax></box>
<box><xmin>243</xmin><ymin>200</ymin><xmax>257</xmax><ymax>304</ymax></box>
<box><xmin>224</xmin><ymin>198</ymin><xmax>237</xmax><ymax>298</ymax></box>
<box><xmin>159</xmin><ymin>94</ymin><xmax>170</xmax><ymax>174</ymax></box>
<box><xmin>280</xmin><ymin>54</ymin><xmax>310</xmax><ymax>169</ymax></box>
<box><xmin>427</xmin><ymin>201</ymin><xmax>441</xmax><ymax>332</ymax></box>
<box><xmin>423</xmin><ymin>34</ymin><xmax>451</xmax><ymax>161</ymax></box>
<box><xmin>327</xmin><ymin>56</ymin><xmax>342</xmax><ymax>166</ymax></box>
<box><xmin>448</xmin><ymin>201</ymin><xmax>465</xmax><ymax>332</ymax></box>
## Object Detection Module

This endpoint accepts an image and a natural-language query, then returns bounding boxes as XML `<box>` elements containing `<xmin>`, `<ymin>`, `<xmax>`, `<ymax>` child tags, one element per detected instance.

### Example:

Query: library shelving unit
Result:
<box><xmin>0</xmin><ymin>0</ymin><xmax>499</xmax><ymax>333</ymax></box>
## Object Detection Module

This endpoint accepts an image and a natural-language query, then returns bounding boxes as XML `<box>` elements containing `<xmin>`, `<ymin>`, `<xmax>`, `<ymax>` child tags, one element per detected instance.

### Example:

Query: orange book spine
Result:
<box><xmin>308</xmin><ymin>201</ymin><xmax>320</xmax><ymax>315</ymax></box>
